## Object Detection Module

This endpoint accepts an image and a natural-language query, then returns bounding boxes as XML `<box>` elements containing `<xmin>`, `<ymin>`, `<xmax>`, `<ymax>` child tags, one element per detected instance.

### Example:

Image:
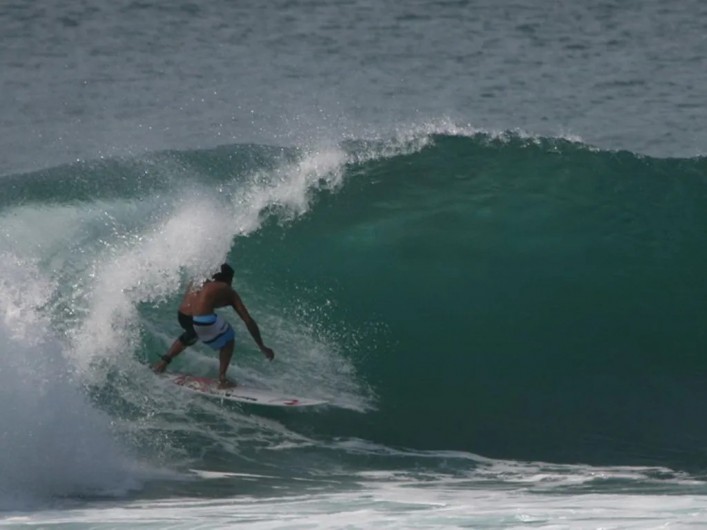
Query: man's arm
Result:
<box><xmin>231</xmin><ymin>290</ymin><xmax>275</xmax><ymax>360</ymax></box>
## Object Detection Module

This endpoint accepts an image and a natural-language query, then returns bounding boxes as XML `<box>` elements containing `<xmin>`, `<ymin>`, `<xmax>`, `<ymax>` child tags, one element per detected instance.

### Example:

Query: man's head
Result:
<box><xmin>212</xmin><ymin>263</ymin><xmax>235</xmax><ymax>284</ymax></box>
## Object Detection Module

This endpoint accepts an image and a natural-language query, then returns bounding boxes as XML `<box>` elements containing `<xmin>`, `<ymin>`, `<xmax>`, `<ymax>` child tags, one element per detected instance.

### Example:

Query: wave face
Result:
<box><xmin>243</xmin><ymin>134</ymin><xmax>707</xmax><ymax>466</ymax></box>
<box><xmin>2</xmin><ymin>132</ymin><xmax>707</xmax><ymax>507</ymax></box>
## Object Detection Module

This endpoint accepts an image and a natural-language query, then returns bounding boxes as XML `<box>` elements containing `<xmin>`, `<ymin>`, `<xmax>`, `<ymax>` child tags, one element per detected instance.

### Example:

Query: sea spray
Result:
<box><xmin>0</xmin><ymin>255</ymin><xmax>142</xmax><ymax>510</ymax></box>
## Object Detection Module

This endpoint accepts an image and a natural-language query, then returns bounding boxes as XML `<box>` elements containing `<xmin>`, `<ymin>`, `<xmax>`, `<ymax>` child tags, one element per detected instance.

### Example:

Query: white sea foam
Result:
<box><xmin>8</xmin><ymin>480</ymin><xmax>707</xmax><ymax>529</ymax></box>
<box><xmin>0</xmin><ymin>255</ymin><xmax>146</xmax><ymax>510</ymax></box>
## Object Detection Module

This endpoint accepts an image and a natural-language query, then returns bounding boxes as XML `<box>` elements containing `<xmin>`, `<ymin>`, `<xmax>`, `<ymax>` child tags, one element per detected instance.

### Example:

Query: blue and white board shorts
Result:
<box><xmin>192</xmin><ymin>314</ymin><xmax>235</xmax><ymax>350</ymax></box>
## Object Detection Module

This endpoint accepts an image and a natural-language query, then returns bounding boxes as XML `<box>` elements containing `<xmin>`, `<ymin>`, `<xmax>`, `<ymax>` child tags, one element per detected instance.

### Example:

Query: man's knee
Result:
<box><xmin>179</xmin><ymin>331</ymin><xmax>198</xmax><ymax>346</ymax></box>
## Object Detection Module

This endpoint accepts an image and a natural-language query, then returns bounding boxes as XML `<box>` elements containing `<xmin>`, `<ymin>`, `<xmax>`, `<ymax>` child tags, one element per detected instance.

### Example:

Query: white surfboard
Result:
<box><xmin>163</xmin><ymin>373</ymin><xmax>327</xmax><ymax>407</ymax></box>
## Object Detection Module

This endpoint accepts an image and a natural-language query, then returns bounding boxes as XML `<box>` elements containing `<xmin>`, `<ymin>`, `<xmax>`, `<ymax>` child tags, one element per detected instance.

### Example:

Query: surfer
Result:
<box><xmin>153</xmin><ymin>263</ymin><xmax>275</xmax><ymax>388</ymax></box>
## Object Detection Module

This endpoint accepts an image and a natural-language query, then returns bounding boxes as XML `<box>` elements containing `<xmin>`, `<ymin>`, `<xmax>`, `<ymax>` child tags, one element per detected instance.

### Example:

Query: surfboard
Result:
<box><xmin>163</xmin><ymin>373</ymin><xmax>327</xmax><ymax>407</ymax></box>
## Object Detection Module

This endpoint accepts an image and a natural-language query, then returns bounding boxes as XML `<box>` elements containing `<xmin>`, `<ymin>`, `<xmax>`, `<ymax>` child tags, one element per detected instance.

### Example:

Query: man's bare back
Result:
<box><xmin>179</xmin><ymin>281</ymin><xmax>236</xmax><ymax>316</ymax></box>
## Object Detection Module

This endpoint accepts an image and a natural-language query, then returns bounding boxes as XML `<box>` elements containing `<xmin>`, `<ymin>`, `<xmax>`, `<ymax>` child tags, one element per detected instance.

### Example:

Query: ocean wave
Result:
<box><xmin>1</xmin><ymin>129</ymin><xmax>706</xmax><ymax>493</ymax></box>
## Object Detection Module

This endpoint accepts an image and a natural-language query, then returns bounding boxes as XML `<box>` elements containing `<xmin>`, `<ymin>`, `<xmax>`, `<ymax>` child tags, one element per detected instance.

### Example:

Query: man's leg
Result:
<box><xmin>218</xmin><ymin>340</ymin><xmax>235</xmax><ymax>388</ymax></box>
<box><xmin>166</xmin><ymin>338</ymin><xmax>187</xmax><ymax>358</ymax></box>
<box><xmin>154</xmin><ymin>339</ymin><xmax>188</xmax><ymax>373</ymax></box>
<box><xmin>154</xmin><ymin>313</ymin><xmax>196</xmax><ymax>373</ymax></box>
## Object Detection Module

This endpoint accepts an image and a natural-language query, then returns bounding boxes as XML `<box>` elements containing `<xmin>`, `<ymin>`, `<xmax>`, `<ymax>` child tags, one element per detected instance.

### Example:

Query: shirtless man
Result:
<box><xmin>153</xmin><ymin>263</ymin><xmax>275</xmax><ymax>388</ymax></box>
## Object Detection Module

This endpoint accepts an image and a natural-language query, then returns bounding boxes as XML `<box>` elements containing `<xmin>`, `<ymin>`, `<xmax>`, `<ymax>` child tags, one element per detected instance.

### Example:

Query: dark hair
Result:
<box><xmin>212</xmin><ymin>263</ymin><xmax>234</xmax><ymax>284</ymax></box>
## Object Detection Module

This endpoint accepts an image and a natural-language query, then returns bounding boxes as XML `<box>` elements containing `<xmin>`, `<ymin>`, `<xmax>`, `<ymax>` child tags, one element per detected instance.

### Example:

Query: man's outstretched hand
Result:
<box><xmin>261</xmin><ymin>346</ymin><xmax>275</xmax><ymax>361</ymax></box>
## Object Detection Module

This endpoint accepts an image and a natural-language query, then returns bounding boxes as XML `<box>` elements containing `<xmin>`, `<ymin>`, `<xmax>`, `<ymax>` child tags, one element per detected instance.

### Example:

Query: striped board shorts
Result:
<box><xmin>192</xmin><ymin>313</ymin><xmax>235</xmax><ymax>350</ymax></box>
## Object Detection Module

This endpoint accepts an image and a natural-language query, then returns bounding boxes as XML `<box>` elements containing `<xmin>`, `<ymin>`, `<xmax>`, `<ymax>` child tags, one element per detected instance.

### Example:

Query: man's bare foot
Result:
<box><xmin>218</xmin><ymin>378</ymin><xmax>236</xmax><ymax>389</ymax></box>
<box><xmin>153</xmin><ymin>361</ymin><xmax>167</xmax><ymax>373</ymax></box>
